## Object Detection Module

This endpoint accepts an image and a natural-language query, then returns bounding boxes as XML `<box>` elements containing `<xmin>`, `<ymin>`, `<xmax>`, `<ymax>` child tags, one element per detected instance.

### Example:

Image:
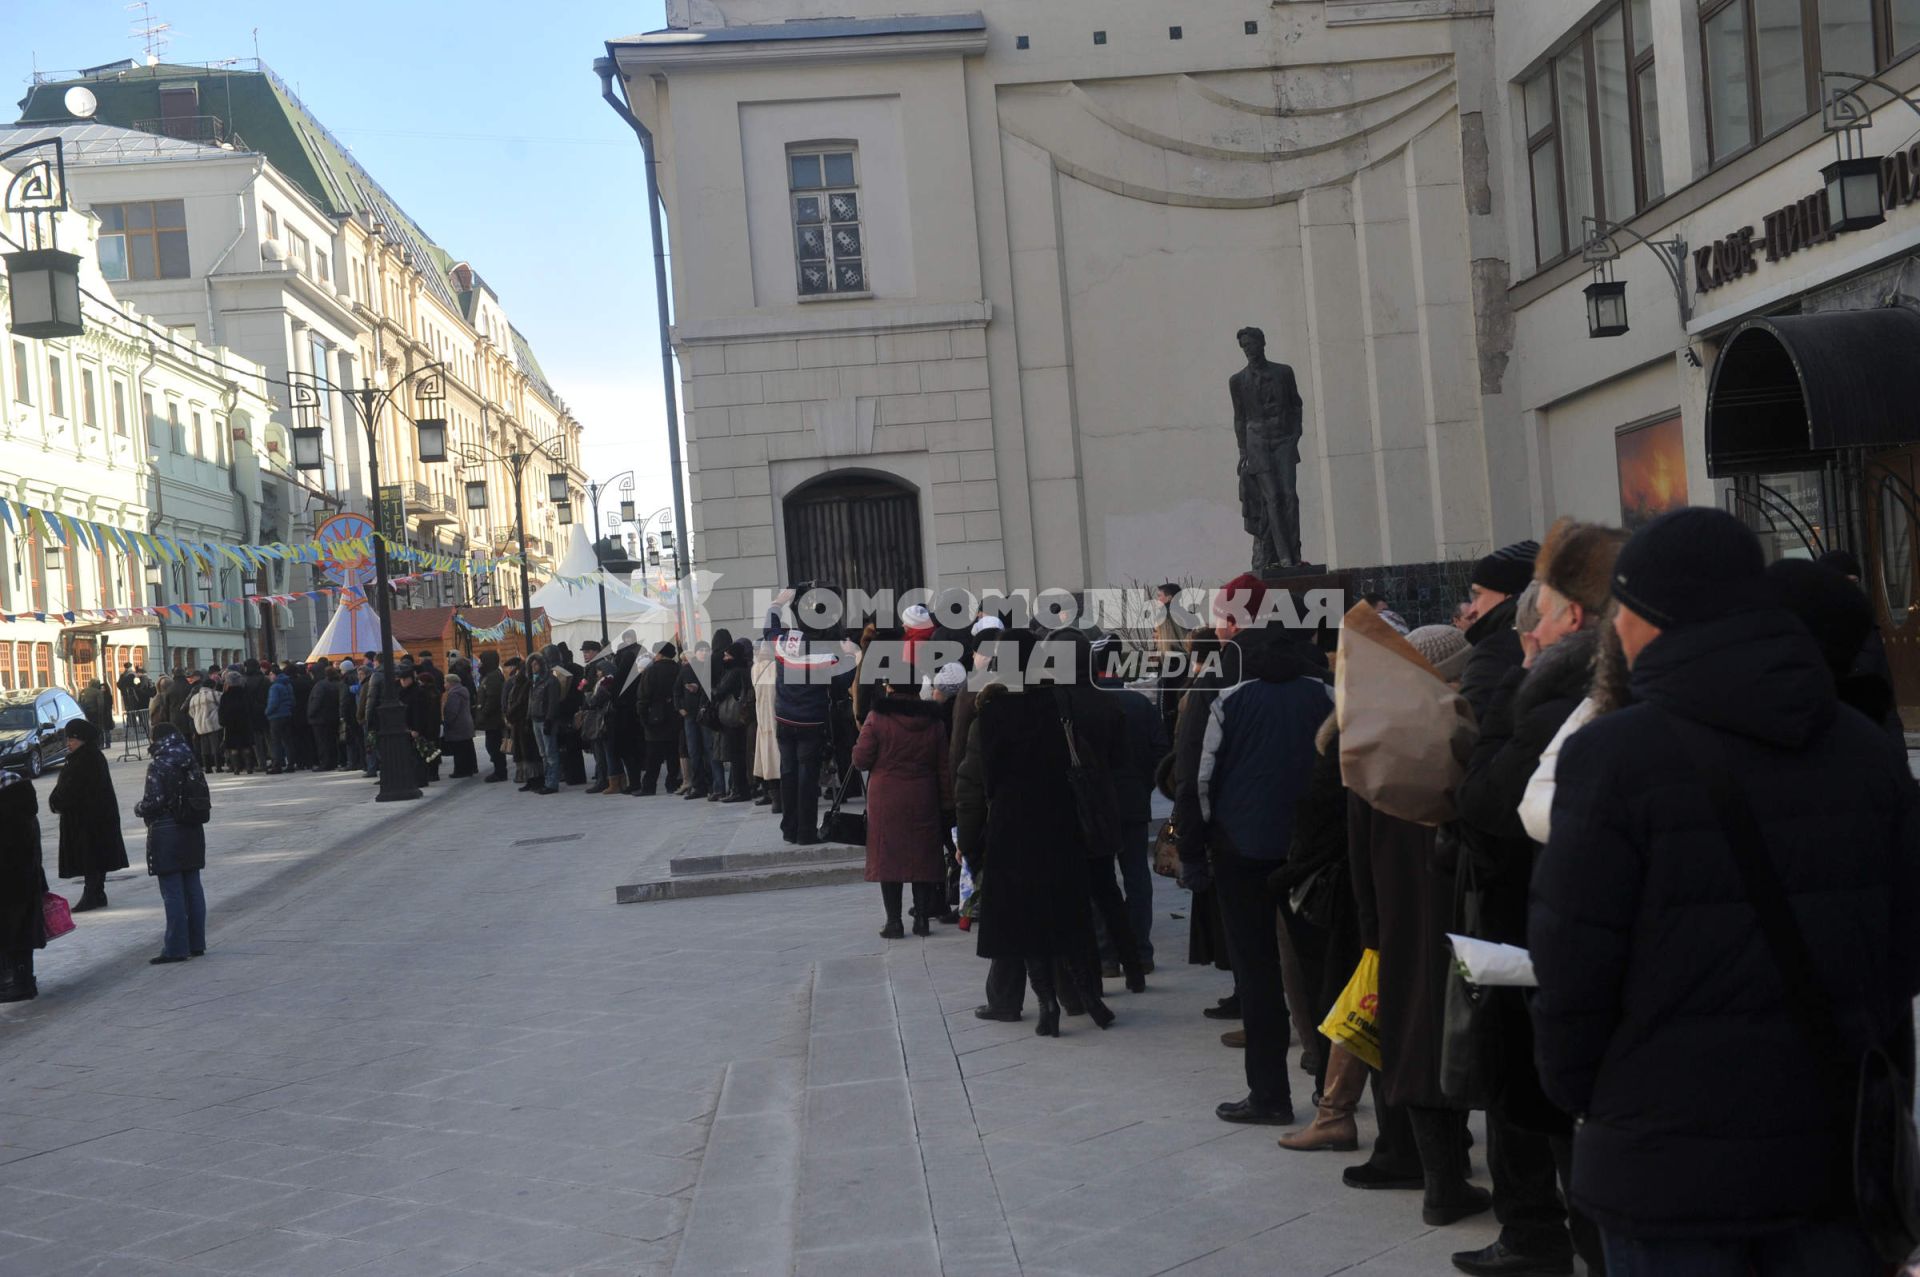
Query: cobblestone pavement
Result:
<box><xmin>0</xmin><ymin>768</ymin><xmax>1506</xmax><ymax>1276</ymax></box>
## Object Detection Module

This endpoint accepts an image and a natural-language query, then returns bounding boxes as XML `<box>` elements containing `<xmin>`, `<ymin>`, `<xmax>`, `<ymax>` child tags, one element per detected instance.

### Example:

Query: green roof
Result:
<box><xmin>16</xmin><ymin>60</ymin><xmax>533</xmax><ymax>365</ymax></box>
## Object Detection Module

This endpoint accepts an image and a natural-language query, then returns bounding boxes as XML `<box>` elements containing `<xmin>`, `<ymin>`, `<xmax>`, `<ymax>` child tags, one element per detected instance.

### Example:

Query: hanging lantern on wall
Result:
<box><xmin>1584</xmin><ymin>268</ymin><xmax>1629</xmax><ymax>339</ymax></box>
<box><xmin>4</xmin><ymin>248</ymin><xmax>82</xmax><ymax>339</ymax></box>
<box><xmin>1822</xmin><ymin>155</ymin><xmax>1885</xmax><ymax>233</ymax></box>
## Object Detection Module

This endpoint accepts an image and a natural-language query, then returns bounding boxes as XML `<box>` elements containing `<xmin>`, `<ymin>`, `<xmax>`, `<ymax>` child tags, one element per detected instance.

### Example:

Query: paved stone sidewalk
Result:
<box><xmin>0</xmin><ymin>776</ymin><xmax>1505</xmax><ymax>1276</ymax></box>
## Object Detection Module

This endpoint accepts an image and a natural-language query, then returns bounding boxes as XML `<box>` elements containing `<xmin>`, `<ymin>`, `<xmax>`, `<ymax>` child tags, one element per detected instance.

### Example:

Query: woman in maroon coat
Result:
<box><xmin>851</xmin><ymin>683</ymin><xmax>954</xmax><ymax>938</ymax></box>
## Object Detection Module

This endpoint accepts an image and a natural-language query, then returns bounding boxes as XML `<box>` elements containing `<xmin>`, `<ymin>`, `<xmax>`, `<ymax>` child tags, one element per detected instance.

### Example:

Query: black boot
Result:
<box><xmin>1410</xmin><ymin>1107</ymin><xmax>1491</xmax><ymax>1226</ymax></box>
<box><xmin>879</xmin><ymin>883</ymin><xmax>905</xmax><ymax>939</ymax></box>
<box><xmin>0</xmin><ymin>955</ymin><xmax>36</xmax><ymax>1003</ymax></box>
<box><xmin>910</xmin><ymin>883</ymin><xmax>934</xmax><ymax>936</ymax></box>
<box><xmin>1066</xmin><ymin>954</ymin><xmax>1114</xmax><ymax>1029</ymax></box>
<box><xmin>1029</xmin><ymin>960</ymin><xmax>1063</xmax><ymax>1036</ymax></box>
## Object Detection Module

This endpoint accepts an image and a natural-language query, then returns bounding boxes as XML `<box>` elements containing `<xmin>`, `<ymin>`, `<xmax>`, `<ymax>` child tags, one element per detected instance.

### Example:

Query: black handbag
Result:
<box><xmin>818</xmin><ymin>762</ymin><xmax>866</xmax><ymax>846</ymax></box>
<box><xmin>1665</xmin><ymin>711</ymin><xmax>1920</xmax><ymax>1264</ymax></box>
<box><xmin>1439</xmin><ymin>853</ymin><xmax>1494</xmax><ymax>1108</ymax></box>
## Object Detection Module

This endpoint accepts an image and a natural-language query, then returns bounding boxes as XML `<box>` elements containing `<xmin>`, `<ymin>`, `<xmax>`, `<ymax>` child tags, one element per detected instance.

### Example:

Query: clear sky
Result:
<box><xmin>5</xmin><ymin>0</ymin><xmax>679</xmax><ymax>531</ymax></box>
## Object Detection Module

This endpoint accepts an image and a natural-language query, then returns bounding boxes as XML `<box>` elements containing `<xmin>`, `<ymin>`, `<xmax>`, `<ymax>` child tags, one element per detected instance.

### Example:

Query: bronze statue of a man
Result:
<box><xmin>1229</xmin><ymin>326</ymin><xmax>1304</xmax><ymax>572</ymax></box>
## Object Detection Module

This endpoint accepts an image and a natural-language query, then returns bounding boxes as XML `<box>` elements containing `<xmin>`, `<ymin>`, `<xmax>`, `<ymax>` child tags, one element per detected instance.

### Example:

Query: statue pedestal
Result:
<box><xmin>1257</xmin><ymin>567</ymin><xmax>1349</xmax><ymax>651</ymax></box>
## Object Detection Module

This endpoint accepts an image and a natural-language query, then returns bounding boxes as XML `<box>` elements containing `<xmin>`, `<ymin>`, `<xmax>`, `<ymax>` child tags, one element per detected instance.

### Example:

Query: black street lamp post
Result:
<box><xmin>586</xmin><ymin>470</ymin><xmax>636</xmax><ymax>647</ymax></box>
<box><xmin>292</xmin><ymin>362</ymin><xmax>449</xmax><ymax>804</ymax></box>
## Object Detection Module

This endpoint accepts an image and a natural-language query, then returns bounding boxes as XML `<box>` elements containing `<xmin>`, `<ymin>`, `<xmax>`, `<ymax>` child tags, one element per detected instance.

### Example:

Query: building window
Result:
<box><xmin>80</xmin><ymin>367</ymin><xmax>97</xmax><ymax>428</ymax></box>
<box><xmin>191</xmin><ymin>409</ymin><xmax>204</xmax><ymax>458</ymax></box>
<box><xmin>11</xmin><ymin>341</ymin><xmax>30</xmax><ymax>404</ymax></box>
<box><xmin>1522</xmin><ymin>2</ymin><xmax>1662</xmax><ymax>266</ymax></box>
<box><xmin>1701</xmin><ymin>0</ymin><xmax>1920</xmax><ymax>164</ymax></box>
<box><xmin>288</xmin><ymin>229</ymin><xmax>310</xmax><ymax>274</ymax></box>
<box><xmin>788</xmin><ymin>145</ymin><xmax>866</xmax><ymax>296</ymax></box>
<box><xmin>264</xmin><ymin>204</ymin><xmax>279</xmax><ymax>241</ymax></box>
<box><xmin>167</xmin><ymin>401</ymin><xmax>183</xmax><ymax>453</ymax></box>
<box><xmin>142</xmin><ymin>392</ymin><xmax>157</xmax><ymax>449</ymax></box>
<box><xmin>111</xmin><ymin>378</ymin><xmax>128</xmax><ymax>437</ymax></box>
<box><xmin>46</xmin><ymin>354</ymin><xmax>64</xmax><ymax>417</ymax></box>
<box><xmin>95</xmin><ymin>200</ymin><xmax>190</xmax><ymax>281</ymax></box>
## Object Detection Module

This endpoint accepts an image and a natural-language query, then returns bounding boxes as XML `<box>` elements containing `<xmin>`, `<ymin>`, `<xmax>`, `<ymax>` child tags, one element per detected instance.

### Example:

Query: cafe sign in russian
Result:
<box><xmin>1694</xmin><ymin>142</ymin><xmax>1920</xmax><ymax>293</ymax></box>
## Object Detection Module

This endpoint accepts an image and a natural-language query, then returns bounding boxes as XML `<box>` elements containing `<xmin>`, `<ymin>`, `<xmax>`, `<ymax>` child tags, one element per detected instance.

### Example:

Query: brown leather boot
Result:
<box><xmin>1277</xmin><ymin>1043</ymin><xmax>1366</xmax><ymax>1152</ymax></box>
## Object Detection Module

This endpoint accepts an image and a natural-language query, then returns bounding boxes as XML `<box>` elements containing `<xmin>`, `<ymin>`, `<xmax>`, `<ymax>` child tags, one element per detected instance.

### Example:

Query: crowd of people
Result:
<box><xmin>760</xmin><ymin>511</ymin><xmax>1919</xmax><ymax>1276</ymax></box>
<box><xmin>3</xmin><ymin>506</ymin><xmax>1917</xmax><ymax>1274</ymax></box>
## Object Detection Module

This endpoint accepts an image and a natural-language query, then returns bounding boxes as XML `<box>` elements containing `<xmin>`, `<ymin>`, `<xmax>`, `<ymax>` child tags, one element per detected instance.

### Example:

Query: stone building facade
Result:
<box><xmin>608</xmin><ymin>0</ymin><xmax>1519</xmax><ymax>634</ymax></box>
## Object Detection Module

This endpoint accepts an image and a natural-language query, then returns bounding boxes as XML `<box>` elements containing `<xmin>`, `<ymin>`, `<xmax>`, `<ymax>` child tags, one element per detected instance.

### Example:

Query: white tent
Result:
<box><xmin>529</xmin><ymin>526</ymin><xmax>678</xmax><ymax>653</ymax></box>
<box><xmin>305</xmin><ymin>594</ymin><xmax>407</xmax><ymax>662</ymax></box>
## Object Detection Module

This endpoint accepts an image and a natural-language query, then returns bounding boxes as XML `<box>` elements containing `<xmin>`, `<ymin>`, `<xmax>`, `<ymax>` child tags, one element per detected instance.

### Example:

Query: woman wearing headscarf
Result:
<box><xmin>0</xmin><ymin>770</ymin><xmax>48</xmax><ymax>1001</ymax></box>
<box><xmin>852</xmin><ymin>675</ymin><xmax>953</xmax><ymax>937</ymax></box>
<box><xmin>50</xmin><ymin>719</ymin><xmax>127</xmax><ymax>913</ymax></box>
<box><xmin>974</xmin><ymin>629</ymin><xmax>1114</xmax><ymax>1035</ymax></box>
<box><xmin>443</xmin><ymin>659</ymin><xmax>478</xmax><ymax>778</ymax></box>
<box><xmin>712</xmin><ymin>636</ymin><xmax>756</xmax><ymax>802</ymax></box>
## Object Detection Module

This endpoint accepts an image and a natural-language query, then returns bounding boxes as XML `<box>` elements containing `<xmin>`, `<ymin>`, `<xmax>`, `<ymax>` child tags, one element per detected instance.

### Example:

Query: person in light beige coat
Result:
<box><xmin>752</xmin><ymin>642</ymin><xmax>781</xmax><ymax>809</ymax></box>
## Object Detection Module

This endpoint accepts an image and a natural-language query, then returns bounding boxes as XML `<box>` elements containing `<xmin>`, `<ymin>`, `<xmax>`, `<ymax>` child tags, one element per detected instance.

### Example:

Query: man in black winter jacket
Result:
<box><xmin>1173</xmin><ymin>574</ymin><xmax>1332</xmax><ymax>1127</ymax></box>
<box><xmin>1530</xmin><ymin>508</ymin><xmax>1920</xmax><ymax>1274</ymax></box>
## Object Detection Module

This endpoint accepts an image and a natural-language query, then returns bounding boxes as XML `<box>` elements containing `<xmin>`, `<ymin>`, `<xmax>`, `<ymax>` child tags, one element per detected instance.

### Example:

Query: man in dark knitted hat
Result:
<box><xmin>1529</xmin><ymin>507</ymin><xmax>1920</xmax><ymax>1272</ymax></box>
<box><xmin>1458</xmin><ymin>538</ymin><xmax>1540</xmax><ymax>721</ymax></box>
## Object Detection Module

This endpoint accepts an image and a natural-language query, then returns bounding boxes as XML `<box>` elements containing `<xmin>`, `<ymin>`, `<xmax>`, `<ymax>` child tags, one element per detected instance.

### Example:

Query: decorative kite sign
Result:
<box><xmin>316</xmin><ymin>513</ymin><xmax>376</xmax><ymax>589</ymax></box>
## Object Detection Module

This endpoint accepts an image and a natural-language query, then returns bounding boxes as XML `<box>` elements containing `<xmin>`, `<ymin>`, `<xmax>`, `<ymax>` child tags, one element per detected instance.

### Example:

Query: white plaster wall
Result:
<box><xmin>1537</xmin><ymin>360</ymin><xmax>1683</xmax><ymax>524</ymax></box>
<box><xmin>739</xmin><ymin>96</ymin><xmax>914</xmax><ymax>305</ymax></box>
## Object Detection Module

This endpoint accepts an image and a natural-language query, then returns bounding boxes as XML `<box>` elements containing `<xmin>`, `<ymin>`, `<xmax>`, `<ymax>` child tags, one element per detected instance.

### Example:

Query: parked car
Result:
<box><xmin>0</xmin><ymin>688</ymin><xmax>86</xmax><ymax>777</ymax></box>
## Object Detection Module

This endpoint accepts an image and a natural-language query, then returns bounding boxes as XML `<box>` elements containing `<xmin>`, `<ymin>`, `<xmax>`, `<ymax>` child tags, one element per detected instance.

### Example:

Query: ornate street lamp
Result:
<box><xmin>5</xmin><ymin>248</ymin><xmax>82</xmax><ymax>340</ymax></box>
<box><xmin>291</xmin><ymin>424</ymin><xmax>325</xmax><ymax>471</ymax></box>
<box><xmin>556</xmin><ymin>500</ymin><xmax>573</xmax><ymax>526</ymax></box>
<box><xmin>546</xmin><ymin>472</ymin><xmax>569</xmax><ymax>503</ymax></box>
<box><xmin>1579</xmin><ymin>217</ymin><xmax>1691</xmax><ymax>356</ymax></box>
<box><xmin>1823</xmin><ymin>154</ymin><xmax>1886</xmax><ymax>232</ymax></box>
<box><xmin>464</xmin><ymin>479</ymin><xmax>488</xmax><ymax>511</ymax></box>
<box><xmin>2</xmin><ymin>138</ymin><xmax>83</xmax><ymax>340</ymax></box>
<box><xmin>415</xmin><ymin>416</ymin><xmax>448</xmax><ymax>464</ymax></box>
<box><xmin>619</xmin><ymin>496</ymin><xmax>636</xmax><ymax>524</ymax></box>
<box><xmin>1584</xmin><ymin>277</ymin><xmax>1630</xmax><ymax>339</ymax></box>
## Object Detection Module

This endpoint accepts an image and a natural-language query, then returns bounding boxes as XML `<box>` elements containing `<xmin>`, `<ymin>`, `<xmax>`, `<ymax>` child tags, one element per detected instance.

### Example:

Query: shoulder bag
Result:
<box><xmin>818</xmin><ymin>761</ymin><xmax>867</xmax><ymax>846</ymax></box>
<box><xmin>1665</xmin><ymin>711</ymin><xmax>1920</xmax><ymax>1264</ymax></box>
<box><xmin>1053</xmin><ymin>689</ymin><xmax>1121</xmax><ymax>859</ymax></box>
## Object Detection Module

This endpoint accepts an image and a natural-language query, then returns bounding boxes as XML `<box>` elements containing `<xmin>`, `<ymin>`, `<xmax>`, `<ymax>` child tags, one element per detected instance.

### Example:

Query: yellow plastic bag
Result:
<box><xmin>1319</xmin><ymin>948</ymin><xmax>1383</xmax><ymax>1071</ymax></box>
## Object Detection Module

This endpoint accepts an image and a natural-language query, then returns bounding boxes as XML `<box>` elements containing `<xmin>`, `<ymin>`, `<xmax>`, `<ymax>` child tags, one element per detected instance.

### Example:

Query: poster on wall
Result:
<box><xmin>1616</xmin><ymin>416</ymin><xmax>1690</xmax><ymax>530</ymax></box>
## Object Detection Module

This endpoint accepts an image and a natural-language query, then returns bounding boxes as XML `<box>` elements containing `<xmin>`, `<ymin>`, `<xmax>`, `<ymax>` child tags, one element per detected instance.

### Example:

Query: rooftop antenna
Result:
<box><xmin>126</xmin><ymin>0</ymin><xmax>170</xmax><ymax>66</ymax></box>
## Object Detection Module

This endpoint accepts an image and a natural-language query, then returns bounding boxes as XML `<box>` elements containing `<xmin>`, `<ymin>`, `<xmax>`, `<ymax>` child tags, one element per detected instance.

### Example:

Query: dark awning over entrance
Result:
<box><xmin>1705</xmin><ymin>307</ymin><xmax>1920</xmax><ymax>476</ymax></box>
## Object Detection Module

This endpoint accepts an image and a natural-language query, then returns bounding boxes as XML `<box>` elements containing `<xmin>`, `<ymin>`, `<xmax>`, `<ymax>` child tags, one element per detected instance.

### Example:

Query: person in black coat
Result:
<box><xmin>0</xmin><ymin>771</ymin><xmax>49</xmax><ymax>1001</ymax></box>
<box><xmin>241</xmin><ymin>660</ymin><xmax>268</xmax><ymax>760</ymax></box>
<box><xmin>307</xmin><ymin>665</ymin><xmax>342</xmax><ymax>772</ymax></box>
<box><xmin>287</xmin><ymin>663</ymin><xmax>314</xmax><ymax>769</ymax></box>
<box><xmin>1531</xmin><ymin>508</ymin><xmax>1920</xmax><ymax>1272</ymax></box>
<box><xmin>636</xmin><ymin>643</ymin><xmax>684</xmax><ymax>796</ymax></box>
<box><xmin>1091</xmin><ymin>634</ymin><xmax>1167</xmax><ymax>976</ymax></box>
<box><xmin>712</xmin><ymin>637</ymin><xmax>755</xmax><ymax>801</ymax></box>
<box><xmin>217</xmin><ymin>671</ymin><xmax>255</xmax><ymax>774</ymax></box>
<box><xmin>608</xmin><ymin>631</ymin><xmax>646</xmax><ymax>794</ymax></box>
<box><xmin>49</xmin><ymin>720</ymin><xmax>128</xmax><ymax>913</ymax></box>
<box><xmin>974</xmin><ymin>630</ymin><xmax>1114</xmax><ymax>1037</ymax></box>
<box><xmin>394</xmin><ymin>663</ymin><xmax>438</xmax><ymax>787</ymax></box>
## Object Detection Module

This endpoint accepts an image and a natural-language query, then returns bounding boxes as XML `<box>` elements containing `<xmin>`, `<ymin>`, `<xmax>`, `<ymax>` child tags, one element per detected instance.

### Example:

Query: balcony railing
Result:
<box><xmin>131</xmin><ymin>114</ymin><xmax>245</xmax><ymax>149</ymax></box>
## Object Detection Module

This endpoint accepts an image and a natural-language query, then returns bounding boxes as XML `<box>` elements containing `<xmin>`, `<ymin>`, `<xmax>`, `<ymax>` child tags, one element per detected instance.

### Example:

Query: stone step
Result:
<box><xmin>669</xmin><ymin>841</ymin><xmax>863</xmax><ymax>876</ymax></box>
<box><xmin>615</xmin><ymin>857</ymin><xmax>865</xmax><ymax>904</ymax></box>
